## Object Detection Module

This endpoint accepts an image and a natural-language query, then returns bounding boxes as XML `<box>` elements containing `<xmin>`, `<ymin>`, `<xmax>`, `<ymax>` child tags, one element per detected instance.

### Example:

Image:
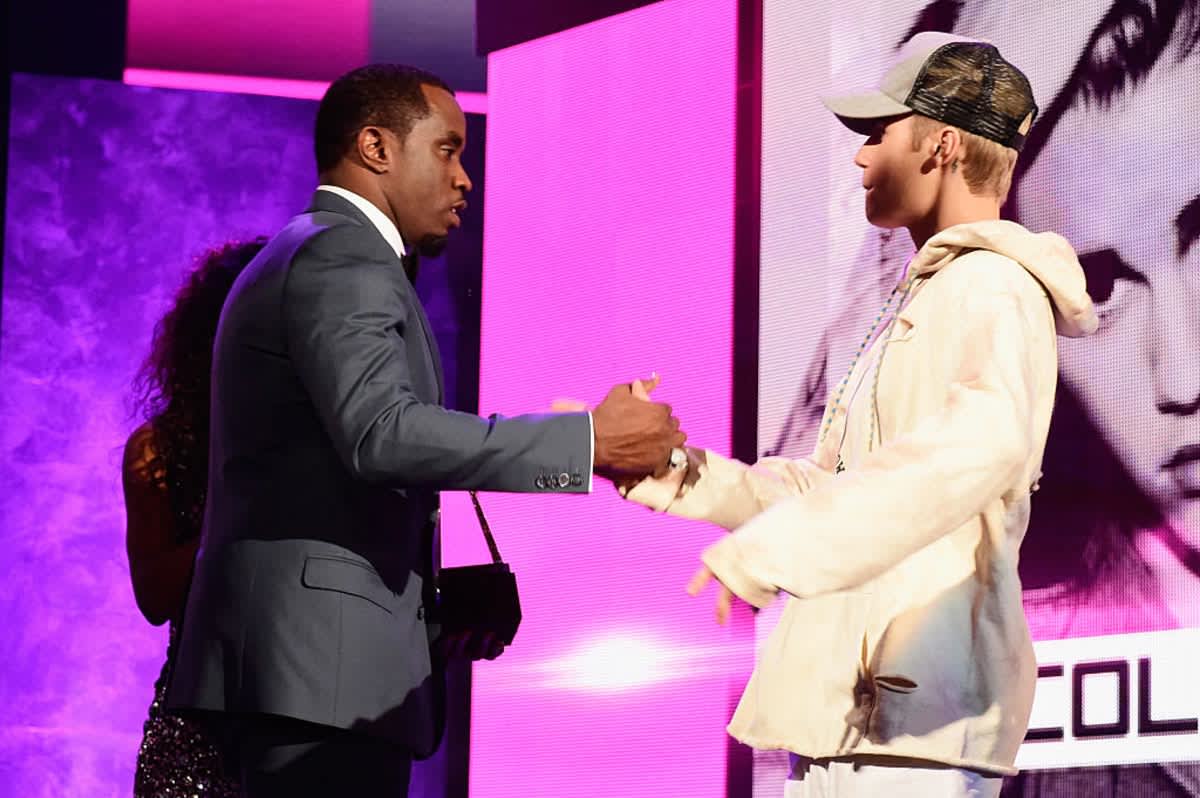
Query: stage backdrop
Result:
<box><xmin>756</xmin><ymin>0</ymin><xmax>1200</xmax><ymax>795</ymax></box>
<box><xmin>438</xmin><ymin>0</ymin><xmax>752</xmax><ymax>795</ymax></box>
<box><xmin>0</xmin><ymin>73</ymin><xmax>480</xmax><ymax>797</ymax></box>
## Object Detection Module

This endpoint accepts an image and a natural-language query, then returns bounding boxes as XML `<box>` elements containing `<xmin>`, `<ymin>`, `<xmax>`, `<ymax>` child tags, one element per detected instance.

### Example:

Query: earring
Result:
<box><xmin>951</xmin><ymin>160</ymin><xmax>959</xmax><ymax>173</ymax></box>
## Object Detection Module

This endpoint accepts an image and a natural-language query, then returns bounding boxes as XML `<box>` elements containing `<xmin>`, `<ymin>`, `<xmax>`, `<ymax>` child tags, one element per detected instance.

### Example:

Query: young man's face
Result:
<box><xmin>853</xmin><ymin>114</ymin><xmax>934</xmax><ymax>229</ymax></box>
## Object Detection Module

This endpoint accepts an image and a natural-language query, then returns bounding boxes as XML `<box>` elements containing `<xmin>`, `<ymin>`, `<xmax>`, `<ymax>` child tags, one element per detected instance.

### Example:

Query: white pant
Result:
<box><xmin>784</xmin><ymin>755</ymin><xmax>1002</xmax><ymax>798</ymax></box>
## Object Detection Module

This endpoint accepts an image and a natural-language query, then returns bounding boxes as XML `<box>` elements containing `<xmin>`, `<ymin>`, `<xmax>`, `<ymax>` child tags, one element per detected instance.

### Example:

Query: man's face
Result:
<box><xmin>1017</xmin><ymin>55</ymin><xmax>1200</xmax><ymax>542</ymax></box>
<box><xmin>383</xmin><ymin>84</ymin><xmax>472</xmax><ymax>256</ymax></box>
<box><xmin>853</xmin><ymin>114</ymin><xmax>935</xmax><ymax>229</ymax></box>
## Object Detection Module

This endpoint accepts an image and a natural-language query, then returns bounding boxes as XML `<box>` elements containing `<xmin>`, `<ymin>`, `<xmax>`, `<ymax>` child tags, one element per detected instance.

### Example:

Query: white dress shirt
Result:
<box><xmin>316</xmin><ymin>184</ymin><xmax>407</xmax><ymax>260</ymax></box>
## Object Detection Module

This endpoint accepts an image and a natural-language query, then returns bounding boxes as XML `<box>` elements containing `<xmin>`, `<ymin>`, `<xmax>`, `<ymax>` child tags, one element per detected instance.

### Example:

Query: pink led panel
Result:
<box><xmin>126</xmin><ymin>0</ymin><xmax>369</xmax><ymax>81</ymax></box>
<box><xmin>438</xmin><ymin>0</ymin><xmax>745</xmax><ymax>794</ymax></box>
<box><xmin>121</xmin><ymin>68</ymin><xmax>489</xmax><ymax>114</ymax></box>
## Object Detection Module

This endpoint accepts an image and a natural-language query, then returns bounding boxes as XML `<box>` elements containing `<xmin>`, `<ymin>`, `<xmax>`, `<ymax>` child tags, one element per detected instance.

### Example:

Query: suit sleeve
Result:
<box><xmin>283</xmin><ymin>224</ymin><xmax>592</xmax><ymax>492</ymax></box>
<box><xmin>703</xmin><ymin>284</ymin><xmax>1043</xmax><ymax>607</ymax></box>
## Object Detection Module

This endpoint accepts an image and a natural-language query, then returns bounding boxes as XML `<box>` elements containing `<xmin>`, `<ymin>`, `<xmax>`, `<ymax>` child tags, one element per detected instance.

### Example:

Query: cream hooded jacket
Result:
<box><xmin>626</xmin><ymin>220</ymin><xmax>1097</xmax><ymax>775</ymax></box>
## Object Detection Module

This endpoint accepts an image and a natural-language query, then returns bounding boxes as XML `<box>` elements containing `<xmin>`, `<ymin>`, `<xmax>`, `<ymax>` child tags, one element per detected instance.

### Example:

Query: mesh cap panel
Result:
<box><xmin>905</xmin><ymin>42</ymin><xmax>1038</xmax><ymax>150</ymax></box>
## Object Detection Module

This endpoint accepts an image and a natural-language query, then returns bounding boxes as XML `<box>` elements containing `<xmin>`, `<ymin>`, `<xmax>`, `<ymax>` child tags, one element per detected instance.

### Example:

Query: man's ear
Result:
<box><xmin>937</xmin><ymin>126</ymin><xmax>963</xmax><ymax>167</ymax></box>
<box><xmin>355</xmin><ymin>126</ymin><xmax>391</xmax><ymax>174</ymax></box>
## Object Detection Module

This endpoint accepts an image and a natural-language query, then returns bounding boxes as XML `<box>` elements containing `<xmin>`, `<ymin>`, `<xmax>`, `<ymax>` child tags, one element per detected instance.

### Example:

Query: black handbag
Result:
<box><xmin>433</xmin><ymin>492</ymin><xmax>522</xmax><ymax>646</ymax></box>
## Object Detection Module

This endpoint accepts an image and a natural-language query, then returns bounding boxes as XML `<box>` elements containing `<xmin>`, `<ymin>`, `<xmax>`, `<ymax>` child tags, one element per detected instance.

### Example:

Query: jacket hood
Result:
<box><xmin>907</xmin><ymin>220</ymin><xmax>1099</xmax><ymax>338</ymax></box>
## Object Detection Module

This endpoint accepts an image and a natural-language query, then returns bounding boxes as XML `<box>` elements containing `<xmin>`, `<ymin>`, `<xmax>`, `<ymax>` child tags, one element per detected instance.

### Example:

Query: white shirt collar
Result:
<box><xmin>316</xmin><ymin>184</ymin><xmax>407</xmax><ymax>260</ymax></box>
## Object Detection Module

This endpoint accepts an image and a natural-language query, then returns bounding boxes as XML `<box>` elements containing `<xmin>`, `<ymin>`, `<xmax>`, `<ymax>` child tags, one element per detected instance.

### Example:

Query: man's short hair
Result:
<box><xmin>910</xmin><ymin>114</ymin><xmax>1025</xmax><ymax>201</ymax></box>
<box><xmin>907</xmin><ymin>43</ymin><xmax>1035</xmax><ymax>202</ymax></box>
<box><xmin>314</xmin><ymin>64</ymin><xmax>454</xmax><ymax>174</ymax></box>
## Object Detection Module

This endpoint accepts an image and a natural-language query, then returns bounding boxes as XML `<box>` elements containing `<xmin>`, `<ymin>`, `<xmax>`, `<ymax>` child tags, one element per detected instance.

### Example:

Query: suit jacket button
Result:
<box><xmin>557</xmin><ymin>473</ymin><xmax>570</xmax><ymax>488</ymax></box>
<box><xmin>535</xmin><ymin>475</ymin><xmax>545</xmax><ymax>489</ymax></box>
<box><xmin>571</xmin><ymin>473</ymin><xmax>583</xmax><ymax>487</ymax></box>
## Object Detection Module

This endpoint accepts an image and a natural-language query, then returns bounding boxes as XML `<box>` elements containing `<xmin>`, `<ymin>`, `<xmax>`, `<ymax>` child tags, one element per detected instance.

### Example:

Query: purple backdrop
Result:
<box><xmin>0</xmin><ymin>73</ymin><xmax>318</xmax><ymax>796</ymax></box>
<box><xmin>0</xmin><ymin>73</ymin><xmax>476</xmax><ymax>796</ymax></box>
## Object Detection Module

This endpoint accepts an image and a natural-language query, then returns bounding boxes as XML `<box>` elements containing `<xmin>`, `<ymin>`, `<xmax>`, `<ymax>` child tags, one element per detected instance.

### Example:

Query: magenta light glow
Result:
<box><xmin>523</xmin><ymin>631</ymin><xmax>746</xmax><ymax>694</ymax></box>
<box><xmin>123</xmin><ymin>69</ymin><xmax>331</xmax><ymax>100</ymax></box>
<box><xmin>122</xmin><ymin>69</ymin><xmax>489</xmax><ymax>114</ymax></box>
<box><xmin>438</xmin><ymin>0</ymin><xmax>744</xmax><ymax>794</ymax></box>
<box><xmin>126</xmin><ymin>0</ymin><xmax>369</xmax><ymax>82</ymax></box>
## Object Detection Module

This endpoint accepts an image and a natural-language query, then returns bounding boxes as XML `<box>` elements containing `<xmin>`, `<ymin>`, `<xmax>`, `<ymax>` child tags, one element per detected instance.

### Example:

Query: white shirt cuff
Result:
<box><xmin>586</xmin><ymin>411</ymin><xmax>594</xmax><ymax>493</ymax></box>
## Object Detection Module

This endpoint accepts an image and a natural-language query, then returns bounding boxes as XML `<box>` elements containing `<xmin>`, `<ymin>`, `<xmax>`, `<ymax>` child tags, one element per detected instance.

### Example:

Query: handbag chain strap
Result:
<box><xmin>467</xmin><ymin>491</ymin><xmax>504</xmax><ymax>565</ymax></box>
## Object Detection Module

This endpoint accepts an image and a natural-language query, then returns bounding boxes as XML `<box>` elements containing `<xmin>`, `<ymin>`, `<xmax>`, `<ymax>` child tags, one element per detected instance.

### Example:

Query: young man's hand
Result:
<box><xmin>687</xmin><ymin>565</ymin><xmax>736</xmax><ymax>626</ymax></box>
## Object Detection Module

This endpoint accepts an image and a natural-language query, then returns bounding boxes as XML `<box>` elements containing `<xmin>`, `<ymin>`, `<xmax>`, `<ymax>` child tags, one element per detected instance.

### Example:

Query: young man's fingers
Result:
<box><xmin>631</xmin><ymin>372</ymin><xmax>661</xmax><ymax>401</ymax></box>
<box><xmin>716</xmin><ymin>586</ymin><xmax>733</xmax><ymax>626</ymax></box>
<box><xmin>687</xmin><ymin>565</ymin><xmax>713</xmax><ymax>596</ymax></box>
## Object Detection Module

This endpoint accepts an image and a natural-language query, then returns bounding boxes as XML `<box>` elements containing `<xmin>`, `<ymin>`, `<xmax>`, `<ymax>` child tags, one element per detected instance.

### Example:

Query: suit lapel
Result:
<box><xmin>407</xmin><ymin>283</ymin><xmax>446</xmax><ymax>406</ymax></box>
<box><xmin>306</xmin><ymin>190</ymin><xmax>445</xmax><ymax>406</ymax></box>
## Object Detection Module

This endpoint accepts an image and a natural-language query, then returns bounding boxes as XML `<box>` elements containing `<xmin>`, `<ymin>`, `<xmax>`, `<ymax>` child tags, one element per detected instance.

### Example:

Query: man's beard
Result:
<box><xmin>417</xmin><ymin>234</ymin><xmax>449</xmax><ymax>258</ymax></box>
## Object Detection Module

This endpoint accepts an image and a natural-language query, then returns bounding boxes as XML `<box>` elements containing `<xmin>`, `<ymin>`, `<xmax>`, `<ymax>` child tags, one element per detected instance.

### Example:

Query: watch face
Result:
<box><xmin>669</xmin><ymin>448</ymin><xmax>688</xmax><ymax>469</ymax></box>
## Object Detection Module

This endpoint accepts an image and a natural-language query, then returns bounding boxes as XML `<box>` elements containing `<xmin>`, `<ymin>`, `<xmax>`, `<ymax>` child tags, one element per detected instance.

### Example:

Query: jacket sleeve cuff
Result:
<box><xmin>620</xmin><ymin>465</ymin><xmax>688</xmax><ymax>510</ymax></box>
<box><xmin>701</xmin><ymin>535</ymin><xmax>778</xmax><ymax>609</ymax></box>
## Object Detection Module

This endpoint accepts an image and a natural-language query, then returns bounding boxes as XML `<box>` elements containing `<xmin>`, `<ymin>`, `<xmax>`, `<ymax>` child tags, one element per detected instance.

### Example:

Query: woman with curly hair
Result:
<box><xmin>123</xmin><ymin>237</ymin><xmax>266</xmax><ymax>797</ymax></box>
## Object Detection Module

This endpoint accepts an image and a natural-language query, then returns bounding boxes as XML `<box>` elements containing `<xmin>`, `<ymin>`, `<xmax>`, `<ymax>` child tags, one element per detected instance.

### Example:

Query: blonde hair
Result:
<box><xmin>909</xmin><ymin>114</ymin><xmax>1022</xmax><ymax>200</ymax></box>
<box><xmin>905</xmin><ymin>41</ymin><xmax>1038</xmax><ymax>202</ymax></box>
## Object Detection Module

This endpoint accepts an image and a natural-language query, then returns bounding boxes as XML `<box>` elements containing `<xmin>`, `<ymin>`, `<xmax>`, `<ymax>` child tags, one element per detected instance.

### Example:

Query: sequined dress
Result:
<box><xmin>133</xmin><ymin>621</ymin><xmax>239</xmax><ymax>797</ymax></box>
<box><xmin>132</xmin><ymin>417</ymin><xmax>238</xmax><ymax>797</ymax></box>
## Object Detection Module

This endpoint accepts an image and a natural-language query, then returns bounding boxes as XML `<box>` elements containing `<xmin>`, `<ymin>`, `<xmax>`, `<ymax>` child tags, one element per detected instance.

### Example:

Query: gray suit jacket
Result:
<box><xmin>167</xmin><ymin>190</ymin><xmax>590</xmax><ymax>757</ymax></box>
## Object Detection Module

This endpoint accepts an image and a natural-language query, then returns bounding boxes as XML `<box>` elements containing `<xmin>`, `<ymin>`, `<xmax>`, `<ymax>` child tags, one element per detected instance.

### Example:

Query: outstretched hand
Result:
<box><xmin>687</xmin><ymin>564</ymin><xmax>735</xmax><ymax>626</ymax></box>
<box><xmin>591</xmin><ymin>374</ymin><xmax>685</xmax><ymax>481</ymax></box>
<box><xmin>550</xmin><ymin>375</ymin><xmax>661</xmax><ymax>413</ymax></box>
<box><xmin>630</xmin><ymin>374</ymin><xmax>657</xmax><ymax>402</ymax></box>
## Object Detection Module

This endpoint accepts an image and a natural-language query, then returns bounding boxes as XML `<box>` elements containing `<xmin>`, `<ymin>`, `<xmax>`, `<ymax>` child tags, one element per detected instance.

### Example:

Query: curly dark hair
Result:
<box><xmin>133</xmin><ymin>237</ymin><xmax>267</xmax><ymax>542</ymax></box>
<box><xmin>314</xmin><ymin>63</ymin><xmax>454</xmax><ymax>174</ymax></box>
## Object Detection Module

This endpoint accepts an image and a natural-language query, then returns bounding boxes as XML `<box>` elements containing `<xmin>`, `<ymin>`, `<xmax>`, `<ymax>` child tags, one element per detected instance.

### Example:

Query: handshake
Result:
<box><xmin>436</xmin><ymin>375</ymin><xmax>686</xmax><ymax>665</ymax></box>
<box><xmin>557</xmin><ymin>374</ymin><xmax>688</xmax><ymax>483</ymax></box>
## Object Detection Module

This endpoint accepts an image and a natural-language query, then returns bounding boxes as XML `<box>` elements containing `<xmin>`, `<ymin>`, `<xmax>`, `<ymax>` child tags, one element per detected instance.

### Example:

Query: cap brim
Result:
<box><xmin>821</xmin><ymin>92</ymin><xmax>912</xmax><ymax>135</ymax></box>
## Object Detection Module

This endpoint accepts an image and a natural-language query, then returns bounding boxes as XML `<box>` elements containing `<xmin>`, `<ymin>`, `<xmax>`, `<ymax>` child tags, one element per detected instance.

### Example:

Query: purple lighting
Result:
<box><xmin>123</xmin><ymin>69</ymin><xmax>489</xmax><ymax>114</ymax></box>
<box><xmin>0</xmin><ymin>74</ymin><xmax>317</xmax><ymax>796</ymax></box>
<box><xmin>126</xmin><ymin>0</ymin><xmax>369</xmax><ymax>82</ymax></box>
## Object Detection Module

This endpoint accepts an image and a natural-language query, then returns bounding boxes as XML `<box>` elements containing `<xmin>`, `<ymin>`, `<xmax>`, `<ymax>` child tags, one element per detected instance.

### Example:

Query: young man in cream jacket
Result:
<box><xmin>625</xmin><ymin>32</ymin><xmax>1098</xmax><ymax>797</ymax></box>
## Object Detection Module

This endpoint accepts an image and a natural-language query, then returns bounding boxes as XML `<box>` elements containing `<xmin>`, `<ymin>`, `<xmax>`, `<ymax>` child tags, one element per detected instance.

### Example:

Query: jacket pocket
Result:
<box><xmin>301</xmin><ymin>555</ymin><xmax>395</xmax><ymax>613</ymax></box>
<box><xmin>887</xmin><ymin>314</ymin><xmax>916</xmax><ymax>343</ymax></box>
<box><xmin>874</xmin><ymin>674</ymin><xmax>918</xmax><ymax>693</ymax></box>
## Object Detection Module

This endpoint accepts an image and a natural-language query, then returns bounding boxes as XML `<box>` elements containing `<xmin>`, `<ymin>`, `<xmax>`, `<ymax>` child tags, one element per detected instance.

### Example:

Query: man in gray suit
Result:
<box><xmin>167</xmin><ymin>64</ymin><xmax>684</xmax><ymax>797</ymax></box>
